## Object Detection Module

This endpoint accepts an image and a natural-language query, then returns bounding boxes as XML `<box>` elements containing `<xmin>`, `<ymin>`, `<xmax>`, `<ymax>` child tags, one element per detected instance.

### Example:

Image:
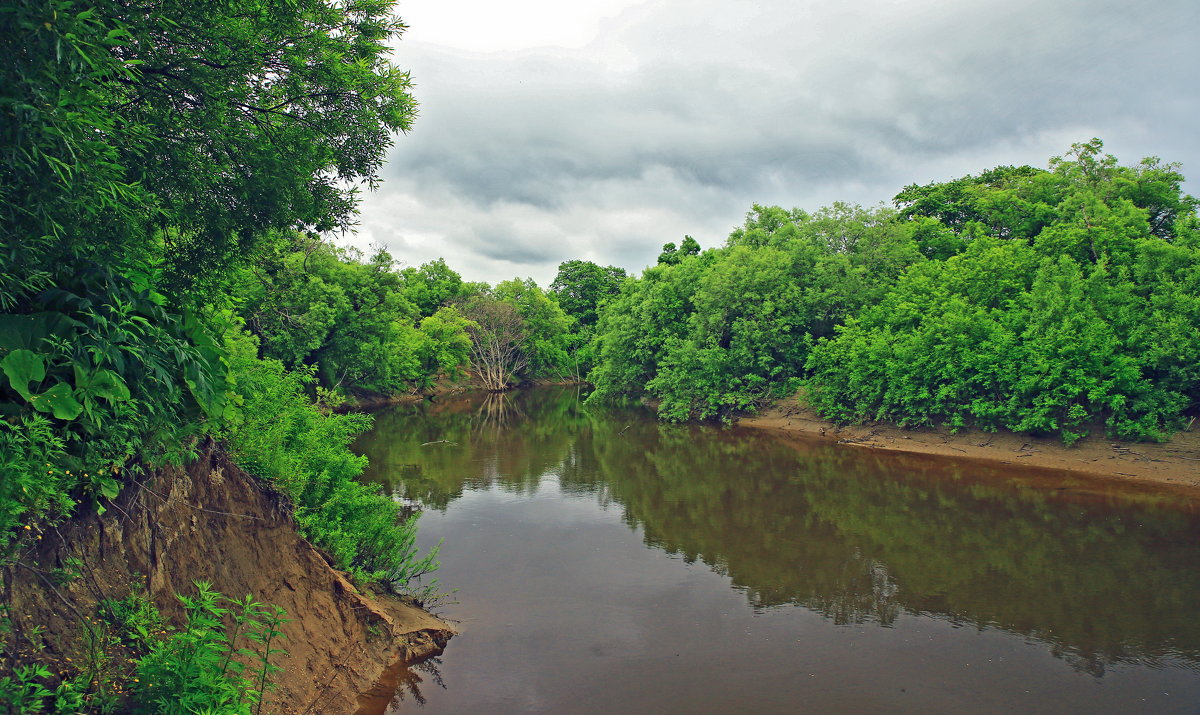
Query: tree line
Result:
<box><xmin>587</xmin><ymin>140</ymin><xmax>1200</xmax><ymax>444</ymax></box>
<box><xmin>229</xmin><ymin>138</ymin><xmax>1199</xmax><ymax>448</ymax></box>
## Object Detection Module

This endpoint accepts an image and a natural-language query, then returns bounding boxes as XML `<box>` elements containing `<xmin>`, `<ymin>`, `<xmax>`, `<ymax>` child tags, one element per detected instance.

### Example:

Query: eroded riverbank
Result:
<box><xmin>2</xmin><ymin>441</ymin><xmax>453</xmax><ymax>715</ymax></box>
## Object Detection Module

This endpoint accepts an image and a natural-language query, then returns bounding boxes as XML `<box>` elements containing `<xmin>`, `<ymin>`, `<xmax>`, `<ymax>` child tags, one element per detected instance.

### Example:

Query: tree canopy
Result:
<box><xmin>588</xmin><ymin>140</ymin><xmax>1200</xmax><ymax>441</ymax></box>
<box><xmin>0</xmin><ymin>0</ymin><xmax>421</xmax><ymax>554</ymax></box>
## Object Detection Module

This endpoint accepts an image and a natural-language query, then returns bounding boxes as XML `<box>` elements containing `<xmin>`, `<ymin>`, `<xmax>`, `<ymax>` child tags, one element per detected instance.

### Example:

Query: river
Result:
<box><xmin>352</xmin><ymin>387</ymin><xmax>1200</xmax><ymax>714</ymax></box>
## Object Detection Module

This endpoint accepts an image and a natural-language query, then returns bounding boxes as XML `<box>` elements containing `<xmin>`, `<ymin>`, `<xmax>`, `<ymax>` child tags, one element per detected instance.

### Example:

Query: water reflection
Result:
<box><xmin>355</xmin><ymin>388</ymin><xmax>1200</xmax><ymax>677</ymax></box>
<box><xmin>355</xmin><ymin>655</ymin><xmax>445</xmax><ymax>713</ymax></box>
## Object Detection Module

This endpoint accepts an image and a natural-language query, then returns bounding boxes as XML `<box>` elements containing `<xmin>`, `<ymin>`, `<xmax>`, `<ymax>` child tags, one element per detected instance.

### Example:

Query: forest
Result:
<box><xmin>2</xmin><ymin>0</ymin><xmax>1199</xmax><ymax>709</ymax></box>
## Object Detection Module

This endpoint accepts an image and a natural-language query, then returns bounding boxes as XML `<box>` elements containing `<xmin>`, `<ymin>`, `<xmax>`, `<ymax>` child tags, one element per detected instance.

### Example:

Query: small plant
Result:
<box><xmin>49</xmin><ymin>557</ymin><xmax>83</xmax><ymax>587</ymax></box>
<box><xmin>132</xmin><ymin>581</ymin><xmax>288</xmax><ymax>715</ymax></box>
<box><xmin>0</xmin><ymin>664</ymin><xmax>53</xmax><ymax>714</ymax></box>
<box><xmin>24</xmin><ymin>624</ymin><xmax>47</xmax><ymax>653</ymax></box>
<box><xmin>396</xmin><ymin>579</ymin><xmax>458</xmax><ymax>612</ymax></box>
<box><xmin>101</xmin><ymin>585</ymin><xmax>167</xmax><ymax>653</ymax></box>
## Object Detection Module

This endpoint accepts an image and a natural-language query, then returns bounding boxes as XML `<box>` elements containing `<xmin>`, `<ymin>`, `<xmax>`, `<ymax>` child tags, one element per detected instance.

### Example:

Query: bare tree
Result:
<box><xmin>459</xmin><ymin>297</ymin><xmax>529</xmax><ymax>391</ymax></box>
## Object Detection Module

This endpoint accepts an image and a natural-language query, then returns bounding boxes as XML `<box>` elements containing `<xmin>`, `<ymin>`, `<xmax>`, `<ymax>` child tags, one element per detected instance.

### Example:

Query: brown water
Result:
<box><xmin>353</xmin><ymin>387</ymin><xmax>1200</xmax><ymax>714</ymax></box>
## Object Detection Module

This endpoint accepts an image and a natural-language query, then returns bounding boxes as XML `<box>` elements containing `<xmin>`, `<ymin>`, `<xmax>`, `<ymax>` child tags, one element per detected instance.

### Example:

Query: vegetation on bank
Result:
<box><xmin>587</xmin><ymin>141</ymin><xmax>1200</xmax><ymax>443</ymax></box>
<box><xmin>0</xmin><ymin>0</ymin><xmax>438</xmax><ymax>708</ymax></box>
<box><xmin>1</xmin><ymin>582</ymin><xmax>288</xmax><ymax>714</ymax></box>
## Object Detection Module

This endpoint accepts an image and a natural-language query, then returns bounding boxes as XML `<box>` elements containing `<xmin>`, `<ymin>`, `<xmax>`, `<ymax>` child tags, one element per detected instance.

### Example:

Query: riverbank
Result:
<box><xmin>1</xmin><ymin>441</ymin><xmax>453</xmax><ymax>714</ymax></box>
<box><xmin>739</xmin><ymin>396</ymin><xmax>1200</xmax><ymax>496</ymax></box>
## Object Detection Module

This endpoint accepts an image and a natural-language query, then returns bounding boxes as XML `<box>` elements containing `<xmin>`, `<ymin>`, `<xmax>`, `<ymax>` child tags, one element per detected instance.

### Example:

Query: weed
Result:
<box><xmin>49</xmin><ymin>557</ymin><xmax>82</xmax><ymax>587</ymax></box>
<box><xmin>132</xmin><ymin>581</ymin><xmax>288</xmax><ymax>715</ymax></box>
<box><xmin>0</xmin><ymin>664</ymin><xmax>53</xmax><ymax>714</ymax></box>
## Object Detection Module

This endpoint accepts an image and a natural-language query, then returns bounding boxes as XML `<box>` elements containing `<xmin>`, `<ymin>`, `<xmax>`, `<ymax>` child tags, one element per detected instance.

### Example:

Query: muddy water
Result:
<box><xmin>353</xmin><ymin>388</ymin><xmax>1200</xmax><ymax>714</ymax></box>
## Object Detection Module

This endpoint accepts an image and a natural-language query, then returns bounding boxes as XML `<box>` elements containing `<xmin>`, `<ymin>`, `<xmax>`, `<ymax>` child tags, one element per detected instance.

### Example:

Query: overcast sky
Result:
<box><xmin>348</xmin><ymin>0</ymin><xmax>1200</xmax><ymax>286</ymax></box>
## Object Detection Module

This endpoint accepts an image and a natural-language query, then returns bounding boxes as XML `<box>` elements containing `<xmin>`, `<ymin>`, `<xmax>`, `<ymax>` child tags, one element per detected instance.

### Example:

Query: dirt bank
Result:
<box><xmin>1</xmin><ymin>441</ymin><xmax>453</xmax><ymax>714</ymax></box>
<box><xmin>739</xmin><ymin>397</ymin><xmax>1200</xmax><ymax>497</ymax></box>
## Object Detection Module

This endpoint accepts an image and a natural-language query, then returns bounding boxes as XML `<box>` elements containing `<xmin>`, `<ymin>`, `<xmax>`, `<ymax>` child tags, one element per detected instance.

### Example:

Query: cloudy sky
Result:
<box><xmin>349</xmin><ymin>0</ymin><xmax>1200</xmax><ymax>286</ymax></box>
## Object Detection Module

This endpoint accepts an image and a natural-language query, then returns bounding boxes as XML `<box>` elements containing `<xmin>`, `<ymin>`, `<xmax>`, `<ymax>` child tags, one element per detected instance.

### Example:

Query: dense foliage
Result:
<box><xmin>232</xmin><ymin>236</ymin><xmax>473</xmax><ymax>394</ymax></box>
<box><xmin>0</xmin><ymin>583</ymin><xmax>288</xmax><ymax>714</ymax></box>
<box><xmin>220</xmin><ymin>327</ymin><xmax>438</xmax><ymax>585</ymax></box>
<box><xmin>807</xmin><ymin>141</ymin><xmax>1200</xmax><ymax>442</ymax></box>
<box><xmin>548</xmin><ymin>260</ymin><xmax>627</xmax><ymax>377</ymax></box>
<box><xmin>1</xmin><ymin>0</ymin><xmax>442</xmax><ymax>704</ymax></box>
<box><xmin>1</xmin><ymin>0</ymin><xmax>418</xmax><ymax>544</ymax></box>
<box><xmin>588</xmin><ymin>141</ymin><xmax>1200</xmax><ymax>441</ymax></box>
<box><xmin>588</xmin><ymin>203</ymin><xmax>922</xmax><ymax>420</ymax></box>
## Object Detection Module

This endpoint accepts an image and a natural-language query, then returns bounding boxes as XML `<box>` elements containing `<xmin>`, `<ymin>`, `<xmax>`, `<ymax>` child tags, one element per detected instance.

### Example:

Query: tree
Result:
<box><xmin>0</xmin><ymin>0</ymin><xmax>419</xmax><ymax>528</ymax></box>
<box><xmin>401</xmin><ymin>258</ymin><xmax>468</xmax><ymax>317</ymax></box>
<box><xmin>549</xmin><ymin>260</ymin><xmax>627</xmax><ymax>330</ymax></box>
<box><xmin>457</xmin><ymin>280</ymin><xmax>572</xmax><ymax>390</ymax></box>
<box><xmin>2</xmin><ymin>0</ymin><xmax>417</xmax><ymax>301</ymax></box>
<box><xmin>589</xmin><ymin>203</ymin><xmax>923</xmax><ymax>420</ymax></box>
<box><xmin>657</xmin><ymin>242</ymin><xmax>680</xmax><ymax>265</ymax></box>
<box><xmin>493</xmin><ymin>279</ymin><xmax>572</xmax><ymax>379</ymax></box>
<box><xmin>807</xmin><ymin>143</ymin><xmax>1200</xmax><ymax>442</ymax></box>
<box><xmin>460</xmin><ymin>298</ymin><xmax>530</xmax><ymax>392</ymax></box>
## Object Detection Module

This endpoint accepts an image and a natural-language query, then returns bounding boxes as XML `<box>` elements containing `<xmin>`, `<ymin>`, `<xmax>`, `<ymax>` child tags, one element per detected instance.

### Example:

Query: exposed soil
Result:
<box><xmin>739</xmin><ymin>397</ymin><xmax>1200</xmax><ymax>498</ymax></box>
<box><xmin>1</xmin><ymin>440</ymin><xmax>453</xmax><ymax>714</ymax></box>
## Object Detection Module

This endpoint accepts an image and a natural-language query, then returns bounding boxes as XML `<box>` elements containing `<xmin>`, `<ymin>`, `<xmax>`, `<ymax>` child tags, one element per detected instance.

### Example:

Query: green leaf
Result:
<box><xmin>0</xmin><ymin>313</ymin><xmax>76</xmax><ymax>352</ymax></box>
<box><xmin>30</xmin><ymin>382</ymin><xmax>84</xmax><ymax>420</ymax></box>
<box><xmin>1</xmin><ymin>349</ymin><xmax>46</xmax><ymax>400</ymax></box>
<box><xmin>92</xmin><ymin>370</ymin><xmax>131</xmax><ymax>402</ymax></box>
<box><xmin>75</xmin><ymin>367</ymin><xmax>131</xmax><ymax>403</ymax></box>
<box><xmin>98</xmin><ymin>477</ymin><xmax>120</xmax><ymax>500</ymax></box>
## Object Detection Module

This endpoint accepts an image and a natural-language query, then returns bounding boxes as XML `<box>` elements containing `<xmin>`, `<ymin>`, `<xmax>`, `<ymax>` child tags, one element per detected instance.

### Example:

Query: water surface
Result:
<box><xmin>354</xmin><ymin>388</ymin><xmax>1200</xmax><ymax>714</ymax></box>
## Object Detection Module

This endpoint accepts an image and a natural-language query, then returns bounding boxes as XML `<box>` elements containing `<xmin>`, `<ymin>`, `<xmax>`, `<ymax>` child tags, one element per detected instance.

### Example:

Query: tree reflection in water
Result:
<box><xmin>355</xmin><ymin>387</ymin><xmax>1200</xmax><ymax>676</ymax></box>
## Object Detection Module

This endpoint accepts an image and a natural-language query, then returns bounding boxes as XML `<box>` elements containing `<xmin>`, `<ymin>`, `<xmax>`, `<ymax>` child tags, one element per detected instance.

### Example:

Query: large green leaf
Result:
<box><xmin>1</xmin><ymin>349</ymin><xmax>46</xmax><ymax>400</ymax></box>
<box><xmin>29</xmin><ymin>382</ymin><xmax>84</xmax><ymax>420</ymax></box>
<box><xmin>90</xmin><ymin>369</ymin><xmax>132</xmax><ymax>403</ymax></box>
<box><xmin>0</xmin><ymin>313</ymin><xmax>74</xmax><ymax>351</ymax></box>
<box><xmin>73</xmin><ymin>366</ymin><xmax>132</xmax><ymax>403</ymax></box>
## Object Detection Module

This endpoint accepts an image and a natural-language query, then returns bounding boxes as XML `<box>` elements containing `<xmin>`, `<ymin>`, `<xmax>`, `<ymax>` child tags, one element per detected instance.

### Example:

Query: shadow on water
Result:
<box><xmin>353</xmin><ymin>387</ymin><xmax>1200</xmax><ymax>708</ymax></box>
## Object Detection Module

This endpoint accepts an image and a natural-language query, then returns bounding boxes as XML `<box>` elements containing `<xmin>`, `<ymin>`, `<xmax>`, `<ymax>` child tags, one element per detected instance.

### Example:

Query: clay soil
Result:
<box><xmin>740</xmin><ymin>397</ymin><xmax>1200</xmax><ymax>498</ymax></box>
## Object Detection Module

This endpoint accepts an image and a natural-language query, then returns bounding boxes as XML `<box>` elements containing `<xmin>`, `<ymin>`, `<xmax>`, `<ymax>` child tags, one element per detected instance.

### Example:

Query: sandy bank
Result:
<box><xmin>2</xmin><ymin>441</ymin><xmax>453</xmax><ymax>714</ymax></box>
<box><xmin>739</xmin><ymin>398</ymin><xmax>1200</xmax><ymax>498</ymax></box>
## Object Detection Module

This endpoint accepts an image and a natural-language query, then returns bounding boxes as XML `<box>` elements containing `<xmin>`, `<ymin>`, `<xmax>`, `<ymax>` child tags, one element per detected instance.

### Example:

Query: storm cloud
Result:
<box><xmin>351</xmin><ymin>0</ymin><xmax>1200</xmax><ymax>285</ymax></box>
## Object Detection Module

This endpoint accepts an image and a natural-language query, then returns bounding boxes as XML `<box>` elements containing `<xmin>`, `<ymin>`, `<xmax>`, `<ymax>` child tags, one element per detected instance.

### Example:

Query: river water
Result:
<box><xmin>353</xmin><ymin>387</ymin><xmax>1200</xmax><ymax>714</ymax></box>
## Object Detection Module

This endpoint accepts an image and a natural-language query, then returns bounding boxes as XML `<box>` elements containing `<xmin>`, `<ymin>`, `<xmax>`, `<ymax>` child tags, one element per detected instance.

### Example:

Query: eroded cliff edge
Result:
<box><xmin>1</xmin><ymin>440</ymin><xmax>453</xmax><ymax>714</ymax></box>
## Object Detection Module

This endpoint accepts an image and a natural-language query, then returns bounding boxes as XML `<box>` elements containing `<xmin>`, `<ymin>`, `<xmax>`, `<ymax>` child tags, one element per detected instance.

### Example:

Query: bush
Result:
<box><xmin>221</xmin><ymin>327</ymin><xmax>438</xmax><ymax>586</ymax></box>
<box><xmin>132</xmin><ymin>582</ymin><xmax>287</xmax><ymax>715</ymax></box>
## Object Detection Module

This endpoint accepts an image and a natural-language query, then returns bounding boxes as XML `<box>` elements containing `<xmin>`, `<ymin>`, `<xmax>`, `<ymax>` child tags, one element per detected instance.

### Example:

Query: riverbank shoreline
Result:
<box><xmin>738</xmin><ymin>397</ymin><xmax>1200</xmax><ymax>497</ymax></box>
<box><xmin>1</xmin><ymin>442</ymin><xmax>454</xmax><ymax>715</ymax></box>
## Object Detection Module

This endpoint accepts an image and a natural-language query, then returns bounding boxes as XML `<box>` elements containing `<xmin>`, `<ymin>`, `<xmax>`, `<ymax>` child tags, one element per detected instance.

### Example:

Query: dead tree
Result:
<box><xmin>460</xmin><ymin>298</ymin><xmax>529</xmax><ymax>391</ymax></box>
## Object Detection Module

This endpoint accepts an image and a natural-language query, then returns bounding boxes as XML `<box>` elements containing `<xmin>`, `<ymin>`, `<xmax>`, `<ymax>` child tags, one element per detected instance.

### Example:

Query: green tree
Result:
<box><xmin>458</xmin><ymin>280</ymin><xmax>571</xmax><ymax>390</ymax></box>
<box><xmin>549</xmin><ymin>260</ymin><xmax>627</xmax><ymax>330</ymax></box>
<box><xmin>0</xmin><ymin>0</ymin><xmax>418</xmax><ymax>540</ymax></box>
<box><xmin>401</xmin><ymin>258</ymin><xmax>469</xmax><ymax>317</ymax></box>
<box><xmin>589</xmin><ymin>203</ymin><xmax>921</xmax><ymax>420</ymax></box>
<box><xmin>808</xmin><ymin>144</ymin><xmax>1200</xmax><ymax>442</ymax></box>
<box><xmin>233</xmin><ymin>237</ymin><xmax>473</xmax><ymax>393</ymax></box>
<box><xmin>494</xmin><ymin>279</ymin><xmax>572</xmax><ymax>379</ymax></box>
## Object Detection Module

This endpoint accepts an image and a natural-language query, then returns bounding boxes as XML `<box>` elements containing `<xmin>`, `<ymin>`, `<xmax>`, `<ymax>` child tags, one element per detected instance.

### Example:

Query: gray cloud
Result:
<box><xmin>350</xmin><ymin>0</ymin><xmax>1200</xmax><ymax>285</ymax></box>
